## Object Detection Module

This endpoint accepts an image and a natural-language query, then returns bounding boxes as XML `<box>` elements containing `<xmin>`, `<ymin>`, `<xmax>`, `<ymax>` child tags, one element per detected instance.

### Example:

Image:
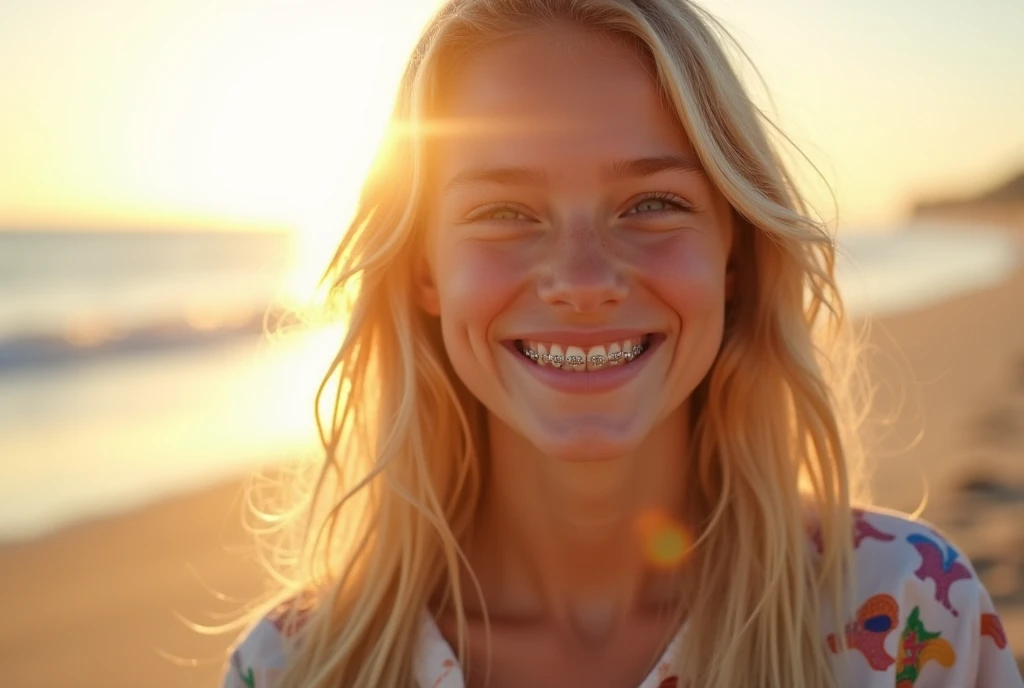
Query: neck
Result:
<box><xmin>463</xmin><ymin>404</ymin><xmax>690</xmax><ymax>644</ymax></box>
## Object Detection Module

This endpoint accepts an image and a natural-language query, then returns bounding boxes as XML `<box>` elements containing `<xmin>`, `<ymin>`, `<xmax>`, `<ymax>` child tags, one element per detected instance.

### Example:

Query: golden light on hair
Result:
<box><xmin>635</xmin><ymin>509</ymin><xmax>691</xmax><ymax>570</ymax></box>
<box><xmin>391</xmin><ymin>115</ymin><xmax>585</xmax><ymax>140</ymax></box>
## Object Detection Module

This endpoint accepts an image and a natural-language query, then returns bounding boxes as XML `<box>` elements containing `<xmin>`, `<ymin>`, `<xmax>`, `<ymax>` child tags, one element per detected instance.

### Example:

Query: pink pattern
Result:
<box><xmin>852</xmin><ymin>509</ymin><xmax>896</xmax><ymax>548</ymax></box>
<box><xmin>907</xmin><ymin>533</ymin><xmax>973</xmax><ymax>617</ymax></box>
<box><xmin>809</xmin><ymin>509</ymin><xmax>896</xmax><ymax>554</ymax></box>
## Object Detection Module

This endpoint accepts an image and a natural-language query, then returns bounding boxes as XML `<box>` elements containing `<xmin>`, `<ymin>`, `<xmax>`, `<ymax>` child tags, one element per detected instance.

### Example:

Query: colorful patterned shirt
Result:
<box><xmin>224</xmin><ymin>508</ymin><xmax>1023</xmax><ymax>687</ymax></box>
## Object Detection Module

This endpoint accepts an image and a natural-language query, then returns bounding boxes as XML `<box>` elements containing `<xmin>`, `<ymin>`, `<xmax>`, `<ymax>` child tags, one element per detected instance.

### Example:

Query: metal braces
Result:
<box><xmin>521</xmin><ymin>344</ymin><xmax>645</xmax><ymax>369</ymax></box>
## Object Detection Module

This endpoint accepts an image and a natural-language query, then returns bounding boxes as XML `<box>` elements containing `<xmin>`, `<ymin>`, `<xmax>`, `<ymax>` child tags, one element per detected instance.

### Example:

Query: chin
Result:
<box><xmin>534</xmin><ymin>429</ymin><xmax>644</xmax><ymax>463</ymax></box>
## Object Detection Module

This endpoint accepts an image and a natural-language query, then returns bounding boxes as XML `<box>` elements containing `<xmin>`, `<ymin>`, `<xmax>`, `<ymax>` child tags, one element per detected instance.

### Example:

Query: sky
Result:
<box><xmin>1</xmin><ymin>0</ymin><xmax>1022</xmax><ymax>239</ymax></box>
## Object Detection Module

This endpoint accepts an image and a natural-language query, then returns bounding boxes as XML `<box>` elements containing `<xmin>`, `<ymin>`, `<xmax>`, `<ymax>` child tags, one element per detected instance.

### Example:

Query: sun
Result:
<box><xmin>11</xmin><ymin>1</ymin><xmax>439</xmax><ymax>301</ymax></box>
<box><xmin>268</xmin><ymin>11</ymin><xmax>440</xmax><ymax>308</ymax></box>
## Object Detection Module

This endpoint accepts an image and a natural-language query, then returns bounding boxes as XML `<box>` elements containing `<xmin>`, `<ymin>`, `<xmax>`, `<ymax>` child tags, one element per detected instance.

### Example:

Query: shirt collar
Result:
<box><xmin>412</xmin><ymin>610</ymin><xmax>685</xmax><ymax>688</ymax></box>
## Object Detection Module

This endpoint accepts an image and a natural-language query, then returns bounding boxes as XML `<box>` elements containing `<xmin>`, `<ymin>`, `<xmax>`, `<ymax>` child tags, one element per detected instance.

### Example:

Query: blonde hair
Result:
<box><xmin>246</xmin><ymin>1</ymin><xmax>867</xmax><ymax>686</ymax></box>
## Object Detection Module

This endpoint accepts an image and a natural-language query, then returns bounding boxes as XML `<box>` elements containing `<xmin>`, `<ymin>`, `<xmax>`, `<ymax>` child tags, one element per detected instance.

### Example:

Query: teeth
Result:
<box><xmin>548</xmin><ymin>343</ymin><xmax>565</xmax><ymax>368</ymax></box>
<box><xmin>607</xmin><ymin>342</ymin><xmax>622</xmax><ymax>366</ymax></box>
<box><xmin>518</xmin><ymin>336</ymin><xmax>651</xmax><ymax>371</ymax></box>
<box><xmin>565</xmin><ymin>345</ymin><xmax>587</xmax><ymax>372</ymax></box>
<box><xmin>536</xmin><ymin>342</ymin><xmax>548</xmax><ymax>366</ymax></box>
<box><xmin>622</xmin><ymin>338</ymin><xmax>635</xmax><ymax>362</ymax></box>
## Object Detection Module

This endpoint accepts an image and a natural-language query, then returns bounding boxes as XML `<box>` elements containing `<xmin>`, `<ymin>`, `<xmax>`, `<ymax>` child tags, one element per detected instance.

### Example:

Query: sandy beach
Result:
<box><xmin>2</xmin><ymin>258</ymin><xmax>1023</xmax><ymax>686</ymax></box>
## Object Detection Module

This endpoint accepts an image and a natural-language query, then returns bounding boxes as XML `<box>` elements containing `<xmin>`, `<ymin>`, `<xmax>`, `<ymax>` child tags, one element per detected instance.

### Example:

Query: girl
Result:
<box><xmin>225</xmin><ymin>0</ymin><xmax>1022</xmax><ymax>686</ymax></box>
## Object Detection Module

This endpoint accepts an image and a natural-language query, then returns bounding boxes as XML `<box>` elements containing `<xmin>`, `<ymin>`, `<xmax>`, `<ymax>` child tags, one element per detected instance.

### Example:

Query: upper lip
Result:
<box><xmin>506</xmin><ymin>330</ymin><xmax>656</xmax><ymax>347</ymax></box>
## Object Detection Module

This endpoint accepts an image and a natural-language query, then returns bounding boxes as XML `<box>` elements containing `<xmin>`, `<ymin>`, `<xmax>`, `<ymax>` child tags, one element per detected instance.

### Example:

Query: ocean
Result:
<box><xmin>0</xmin><ymin>226</ymin><xmax>1019</xmax><ymax>541</ymax></box>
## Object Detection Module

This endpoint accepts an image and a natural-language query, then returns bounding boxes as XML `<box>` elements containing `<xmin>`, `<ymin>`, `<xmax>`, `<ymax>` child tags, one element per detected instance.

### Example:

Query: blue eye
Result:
<box><xmin>624</xmin><ymin>193</ymin><xmax>692</xmax><ymax>216</ymax></box>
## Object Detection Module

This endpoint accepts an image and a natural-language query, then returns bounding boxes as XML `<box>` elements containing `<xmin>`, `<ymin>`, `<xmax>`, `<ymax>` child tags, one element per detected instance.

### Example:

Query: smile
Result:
<box><xmin>505</xmin><ymin>333</ymin><xmax>664</xmax><ymax>394</ymax></box>
<box><xmin>514</xmin><ymin>334</ymin><xmax>653</xmax><ymax>372</ymax></box>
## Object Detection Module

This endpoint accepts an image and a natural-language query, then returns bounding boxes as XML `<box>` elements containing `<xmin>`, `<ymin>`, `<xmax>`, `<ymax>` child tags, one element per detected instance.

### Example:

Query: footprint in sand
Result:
<box><xmin>942</xmin><ymin>469</ymin><xmax>1022</xmax><ymax>531</ymax></box>
<box><xmin>951</xmin><ymin>472</ymin><xmax>1024</xmax><ymax>607</ymax></box>
<box><xmin>956</xmin><ymin>472</ymin><xmax>1024</xmax><ymax>505</ymax></box>
<box><xmin>982</xmin><ymin>557</ymin><xmax>1024</xmax><ymax>607</ymax></box>
<box><xmin>972</xmin><ymin>405</ymin><xmax>1022</xmax><ymax>448</ymax></box>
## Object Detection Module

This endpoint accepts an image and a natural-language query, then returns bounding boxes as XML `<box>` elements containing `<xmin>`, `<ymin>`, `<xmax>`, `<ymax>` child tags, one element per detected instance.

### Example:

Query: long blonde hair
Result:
<box><xmin>248</xmin><ymin>1</ymin><xmax>867</xmax><ymax>685</ymax></box>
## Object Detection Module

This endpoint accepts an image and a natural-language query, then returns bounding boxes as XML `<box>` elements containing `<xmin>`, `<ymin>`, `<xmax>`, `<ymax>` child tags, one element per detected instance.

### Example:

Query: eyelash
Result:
<box><xmin>466</xmin><ymin>202</ymin><xmax>528</xmax><ymax>222</ymax></box>
<box><xmin>624</xmin><ymin>191</ymin><xmax>695</xmax><ymax>216</ymax></box>
<box><xmin>466</xmin><ymin>192</ymin><xmax>694</xmax><ymax>222</ymax></box>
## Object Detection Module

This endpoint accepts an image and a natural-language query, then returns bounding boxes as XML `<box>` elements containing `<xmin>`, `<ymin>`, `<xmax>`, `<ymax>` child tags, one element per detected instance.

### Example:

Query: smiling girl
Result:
<box><xmin>223</xmin><ymin>1</ymin><xmax>1022</xmax><ymax>686</ymax></box>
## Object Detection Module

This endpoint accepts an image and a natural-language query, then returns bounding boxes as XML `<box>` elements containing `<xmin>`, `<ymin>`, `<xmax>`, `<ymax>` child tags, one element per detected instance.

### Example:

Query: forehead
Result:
<box><xmin>429</xmin><ymin>27</ymin><xmax>697</xmax><ymax>179</ymax></box>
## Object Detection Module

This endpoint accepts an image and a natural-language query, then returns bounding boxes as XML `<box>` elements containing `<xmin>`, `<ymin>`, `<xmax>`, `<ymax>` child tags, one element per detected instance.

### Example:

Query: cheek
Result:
<box><xmin>436</xmin><ymin>243</ymin><xmax>531</xmax><ymax>329</ymax></box>
<box><xmin>638</xmin><ymin>236</ymin><xmax>730</xmax><ymax>315</ymax></box>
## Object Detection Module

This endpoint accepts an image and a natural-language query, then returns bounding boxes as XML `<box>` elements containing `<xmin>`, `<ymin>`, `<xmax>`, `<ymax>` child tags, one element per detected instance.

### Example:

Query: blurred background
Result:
<box><xmin>0</xmin><ymin>0</ymin><xmax>1022</xmax><ymax>685</ymax></box>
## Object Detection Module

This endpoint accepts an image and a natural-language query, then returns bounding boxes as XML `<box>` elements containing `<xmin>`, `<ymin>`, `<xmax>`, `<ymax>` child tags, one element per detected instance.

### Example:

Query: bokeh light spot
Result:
<box><xmin>636</xmin><ymin>509</ymin><xmax>692</xmax><ymax>569</ymax></box>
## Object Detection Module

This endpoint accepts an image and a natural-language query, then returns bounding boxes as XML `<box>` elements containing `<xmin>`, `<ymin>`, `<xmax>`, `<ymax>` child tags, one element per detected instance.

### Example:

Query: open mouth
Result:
<box><xmin>512</xmin><ymin>333</ymin><xmax>659</xmax><ymax>372</ymax></box>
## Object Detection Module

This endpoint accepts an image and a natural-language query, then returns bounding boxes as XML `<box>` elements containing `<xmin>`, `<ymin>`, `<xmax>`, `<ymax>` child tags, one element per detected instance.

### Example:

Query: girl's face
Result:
<box><xmin>417</xmin><ymin>27</ymin><xmax>735</xmax><ymax>462</ymax></box>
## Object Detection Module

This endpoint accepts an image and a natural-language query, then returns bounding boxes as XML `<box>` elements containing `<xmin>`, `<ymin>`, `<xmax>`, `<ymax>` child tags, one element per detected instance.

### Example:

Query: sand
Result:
<box><xmin>1</xmin><ymin>261</ymin><xmax>1023</xmax><ymax>686</ymax></box>
<box><xmin>0</xmin><ymin>480</ymin><xmax>266</xmax><ymax>688</ymax></box>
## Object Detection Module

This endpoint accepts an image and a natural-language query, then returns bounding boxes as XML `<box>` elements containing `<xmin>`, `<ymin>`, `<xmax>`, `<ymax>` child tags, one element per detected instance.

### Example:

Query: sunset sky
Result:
<box><xmin>2</xmin><ymin>0</ymin><xmax>1022</xmax><ymax>237</ymax></box>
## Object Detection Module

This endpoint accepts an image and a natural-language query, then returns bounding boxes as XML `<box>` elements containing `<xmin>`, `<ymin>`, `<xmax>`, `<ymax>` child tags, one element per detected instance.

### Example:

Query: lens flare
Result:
<box><xmin>635</xmin><ymin>509</ymin><xmax>691</xmax><ymax>569</ymax></box>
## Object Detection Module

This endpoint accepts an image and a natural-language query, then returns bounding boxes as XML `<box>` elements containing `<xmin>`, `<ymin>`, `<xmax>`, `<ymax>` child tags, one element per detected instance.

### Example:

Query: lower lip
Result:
<box><xmin>505</xmin><ymin>336</ymin><xmax>664</xmax><ymax>395</ymax></box>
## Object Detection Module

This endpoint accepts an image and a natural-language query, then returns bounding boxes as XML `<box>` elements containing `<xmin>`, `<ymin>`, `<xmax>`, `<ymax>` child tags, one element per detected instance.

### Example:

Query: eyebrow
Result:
<box><xmin>442</xmin><ymin>154</ymin><xmax>707</xmax><ymax>194</ymax></box>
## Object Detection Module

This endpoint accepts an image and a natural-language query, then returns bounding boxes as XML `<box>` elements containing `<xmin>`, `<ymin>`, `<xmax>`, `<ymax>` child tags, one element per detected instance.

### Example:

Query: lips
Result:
<box><xmin>504</xmin><ymin>329</ymin><xmax>656</xmax><ymax>348</ymax></box>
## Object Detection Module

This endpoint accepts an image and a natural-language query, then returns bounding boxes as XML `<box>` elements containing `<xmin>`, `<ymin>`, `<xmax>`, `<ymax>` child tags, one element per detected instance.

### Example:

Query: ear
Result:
<box><xmin>413</xmin><ymin>254</ymin><xmax>441</xmax><ymax>316</ymax></box>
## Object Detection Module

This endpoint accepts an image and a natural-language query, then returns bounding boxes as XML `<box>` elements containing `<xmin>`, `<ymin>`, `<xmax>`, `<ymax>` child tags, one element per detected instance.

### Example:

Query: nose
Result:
<box><xmin>536</xmin><ymin>225</ymin><xmax>629</xmax><ymax>313</ymax></box>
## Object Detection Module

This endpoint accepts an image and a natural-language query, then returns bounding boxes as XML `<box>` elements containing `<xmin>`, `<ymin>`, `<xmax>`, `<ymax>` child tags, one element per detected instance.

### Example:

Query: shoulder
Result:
<box><xmin>843</xmin><ymin>507</ymin><xmax>983</xmax><ymax>618</ymax></box>
<box><xmin>824</xmin><ymin>507</ymin><xmax>1022</xmax><ymax>686</ymax></box>
<box><xmin>223</xmin><ymin>602</ymin><xmax>308</xmax><ymax>688</ymax></box>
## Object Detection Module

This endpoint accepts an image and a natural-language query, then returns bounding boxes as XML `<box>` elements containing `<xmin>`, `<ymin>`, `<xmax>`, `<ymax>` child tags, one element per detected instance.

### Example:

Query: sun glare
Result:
<box><xmin>200</xmin><ymin>16</ymin><xmax>435</xmax><ymax>307</ymax></box>
<box><xmin>270</xmin><ymin>12</ymin><xmax>436</xmax><ymax>307</ymax></box>
<box><xmin>0</xmin><ymin>0</ymin><xmax>440</xmax><ymax>301</ymax></box>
